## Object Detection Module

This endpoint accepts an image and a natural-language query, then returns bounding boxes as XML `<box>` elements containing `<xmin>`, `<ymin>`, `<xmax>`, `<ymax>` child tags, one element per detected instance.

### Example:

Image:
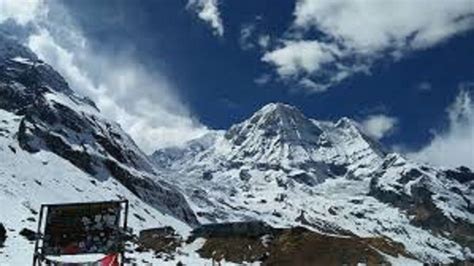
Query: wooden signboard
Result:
<box><xmin>33</xmin><ymin>200</ymin><xmax>128</xmax><ymax>265</ymax></box>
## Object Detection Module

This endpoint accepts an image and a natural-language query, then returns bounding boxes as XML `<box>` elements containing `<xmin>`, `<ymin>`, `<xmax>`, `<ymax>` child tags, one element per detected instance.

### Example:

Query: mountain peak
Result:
<box><xmin>225</xmin><ymin>102</ymin><xmax>322</xmax><ymax>147</ymax></box>
<box><xmin>252</xmin><ymin>102</ymin><xmax>305</xmax><ymax>122</ymax></box>
<box><xmin>257</xmin><ymin>102</ymin><xmax>300</xmax><ymax>113</ymax></box>
<box><xmin>248</xmin><ymin>102</ymin><xmax>309</xmax><ymax>128</ymax></box>
<box><xmin>336</xmin><ymin>116</ymin><xmax>356</xmax><ymax>126</ymax></box>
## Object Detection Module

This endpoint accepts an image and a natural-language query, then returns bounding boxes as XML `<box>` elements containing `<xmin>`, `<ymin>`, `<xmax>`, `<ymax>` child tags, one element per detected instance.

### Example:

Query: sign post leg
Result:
<box><xmin>121</xmin><ymin>200</ymin><xmax>129</xmax><ymax>266</ymax></box>
<box><xmin>33</xmin><ymin>205</ymin><xmax>45</xmax><ymax>266</ymax></box>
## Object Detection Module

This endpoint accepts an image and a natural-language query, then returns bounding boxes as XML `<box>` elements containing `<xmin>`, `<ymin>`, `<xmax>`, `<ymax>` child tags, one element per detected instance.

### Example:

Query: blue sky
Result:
<box><xmin>0</xmin><ymin>0</ymin><xmax>473</xmax><ymax>168</ymax></box>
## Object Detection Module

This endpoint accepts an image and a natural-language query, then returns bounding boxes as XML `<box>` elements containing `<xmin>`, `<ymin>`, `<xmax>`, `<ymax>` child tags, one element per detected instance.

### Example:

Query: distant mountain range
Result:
<box><xmin>0</xmin><ymin>34</ymin><xmax>472</xmax><ymax>265</ymax></box>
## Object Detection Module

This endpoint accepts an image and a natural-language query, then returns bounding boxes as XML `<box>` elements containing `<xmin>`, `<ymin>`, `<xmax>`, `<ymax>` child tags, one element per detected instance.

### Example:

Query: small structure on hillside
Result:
<box><xmin>32</xmin><ymin>200</ymin><xmax>129</xmax><ymax>266</ymax></box>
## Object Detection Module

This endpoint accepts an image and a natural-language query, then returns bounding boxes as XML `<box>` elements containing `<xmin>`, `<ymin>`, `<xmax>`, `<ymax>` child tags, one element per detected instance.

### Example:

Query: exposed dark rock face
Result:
<box><xmin>328</xmin><ymin>163</ymin><xmax>347</xmax><ymax>176</ymax></box>
<box><xmin>0</xmin><ymin>223</ymin><xmax>6</xmax><ymax>246</ymax></box>
<box><xmin>445</xmin><ymin>166</ymin><xmax>474</xmax><ymax>184</ymax></box>
<box><xmin>239</xmin><ymin>169</ymin><xmax>251</xmax><ymax>181</ymax></box>
<box><xmin>19</xmin><ymin>228</ymin><xmax>36</xmax><ymax>241</ymax></box>
<box><xmin>288</xmin><ymin>172</ymin><xmax>318</xmax><ymax>186</ymax></box>
<box><xmin>0</xmin><ymin>34</ymin><xmax>198</xmax><ymax>226</ymax></box>
<box><xmin>104</xmin><ymin>161</ymin><xmax>198</xmax><ymax>225</ymax></box>
<box><xmin>369</xmin><ymin>154</ymin><xmax>474</xmax><ymax>250</ymax></box>
<box><xmin>202</xmin><ymin>171</ymin><xmax>213</xmax><ymax>181</ymax></box>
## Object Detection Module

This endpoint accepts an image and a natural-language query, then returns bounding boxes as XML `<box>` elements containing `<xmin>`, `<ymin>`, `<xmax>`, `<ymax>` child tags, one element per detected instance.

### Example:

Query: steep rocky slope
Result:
<box><xmin>0</xmin><ymin>34</ymin><xmax>210</xmax><ymax>264</ymax></box>
<box><xmin>0</xmin><ymin>34</ymin><xmax>197</xmax><ymax>225</ymax></box>
<box><xmin>152</xmin><ymin>103</ymin><xmax>474</xmax><ymax>263</ymax></box>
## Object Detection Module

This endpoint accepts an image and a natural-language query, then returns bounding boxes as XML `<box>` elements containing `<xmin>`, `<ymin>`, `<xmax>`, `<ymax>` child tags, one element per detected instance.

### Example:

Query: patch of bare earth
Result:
<box><xmin>193</xmin><ymin>222</ymin><xmax>414</xmax><ymax>266</ymax></box>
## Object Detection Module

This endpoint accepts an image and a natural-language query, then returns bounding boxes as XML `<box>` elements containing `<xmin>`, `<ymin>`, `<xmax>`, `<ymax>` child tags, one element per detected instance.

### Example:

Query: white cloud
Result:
<box><xmin>411</xmin><ymin>86</ymin><xmax>474</xmax><ymax>169</ymax></box>
<box><xmin>293</xmin><ymin>0</ymin><xmax>474</xmax><ymax>51</ymax></box>
<box><xmin>263</xmin><ymin>0</ymin><xmax>474</xmax><ymax>92</ymax></box>
<box><xmin>262</xmin><ymin>40</ymin><xmax>339</xmax><ymax>77</ymax></box>
<box><xmin>298</xmin><ymin>78</ymin><xmax>328</xmax><ymax>93</ymax></box>
<box><xmin>0</xmin><ymin>0</ymin><xmax>44</xmax><ymax>25</ymax></box>
<box><xmin>187</xmin><ymin>0</ymin><xmax>224</xmax><ymax>36</ymax></box>
<box><xmin>361</xmin><ymin>114</ymin><xmax>398</xmax><ymax>140</ymax></box>
<box><xmin>2</xmin><ymin>0</ymin><xmax>208</xmax><ymax>152</ymax></box>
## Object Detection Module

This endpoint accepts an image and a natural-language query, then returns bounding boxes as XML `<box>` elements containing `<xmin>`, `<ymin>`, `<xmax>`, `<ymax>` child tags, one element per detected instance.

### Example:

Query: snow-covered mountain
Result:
<box><xmin>0</xmin><ymin>33</ymin><xmax>197</xmax><ymax>224</ymax></box>
<box><xmin>0</xmin><ymin>34</ymin><xmax>215</xmax><ymax>265</ymax></box>
<box><xmin>0</xmin><ymin>32</ymin><xmax>472</xmax><ymax>265</ymax></box>
<box><xmin>152</xmin><ymin>103</ymin><xmax>474</xmax><ymax>263</ymax></box>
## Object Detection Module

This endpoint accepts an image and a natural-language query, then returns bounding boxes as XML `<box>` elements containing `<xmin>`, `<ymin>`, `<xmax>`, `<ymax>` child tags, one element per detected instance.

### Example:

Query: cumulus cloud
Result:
<box><xmin>361</xmin><ymin>114</ymin><xmax>398</xmax><ymax>140</ymax></box>
<box><xmin>262</xmin><ymin>40</ymin><xmax>339</xmax><ymax>77</ymax></box>
<box><xmin>1</xmin><ymin>0</ymin><xmax>208</xmax><ymax>152</ymax></box>
<box><xmin>187</xmin><ymin>0</ymin><xmax>224</xmax><ymax>36</ymax></box>
<box><xmin>411</xmin><ymin>86</ymin><xmax>474</xmax><ymax>169</ymax></box>
<box><xmin>263</xmin><ymin>0</ymin><xmax>474</xmax><ymax>92</ymax></box>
